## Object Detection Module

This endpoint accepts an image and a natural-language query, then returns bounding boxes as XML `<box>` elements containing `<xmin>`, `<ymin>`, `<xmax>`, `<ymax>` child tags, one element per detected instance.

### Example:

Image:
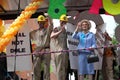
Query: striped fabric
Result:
<box><xmin>78</xmin><ymin>10</ymin><xmax>104</xmax><ymax>26</ymax></box>
<box><xmin>94</xmin><ymin>24</ymin><xmax>105</xmax><ymax>70</ymax></box>
<box><xmin>115</xmin><ymin>25</ymin><xmax>120</xmax><ymax>42</ymax></box>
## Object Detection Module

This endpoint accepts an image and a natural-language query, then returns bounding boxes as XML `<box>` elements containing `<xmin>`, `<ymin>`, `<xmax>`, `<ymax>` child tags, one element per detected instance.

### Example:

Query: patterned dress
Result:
<box><xmin>72</xmin><ymin>31</ymin><xmax>96</xmax><ymax>75</ymax></box>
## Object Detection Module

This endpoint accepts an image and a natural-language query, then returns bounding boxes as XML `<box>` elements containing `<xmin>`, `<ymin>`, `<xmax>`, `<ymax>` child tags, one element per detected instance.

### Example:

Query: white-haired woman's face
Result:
<box><xmin>81</xmin><ymin>22</ymin><xmax>89</xmax><ymax>31</ymax></box>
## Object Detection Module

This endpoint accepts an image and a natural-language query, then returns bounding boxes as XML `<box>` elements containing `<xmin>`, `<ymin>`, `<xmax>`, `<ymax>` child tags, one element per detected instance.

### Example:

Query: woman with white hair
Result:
<box><xmin>72</xmin><ymin>19</ymin><xmax>96</xmax><ymax>80</ymax></box>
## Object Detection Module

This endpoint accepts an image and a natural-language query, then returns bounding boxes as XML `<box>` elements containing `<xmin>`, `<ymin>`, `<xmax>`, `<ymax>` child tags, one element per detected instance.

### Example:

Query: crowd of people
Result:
<box><xmin>0</xmin><ymin>13</ymin><xmax>120</xmax><ymax>80</ymax></box>
<box><xmin>30</xmin><ymin>14</ymin><xmax>119</xmax><ymax>80</ymax></box>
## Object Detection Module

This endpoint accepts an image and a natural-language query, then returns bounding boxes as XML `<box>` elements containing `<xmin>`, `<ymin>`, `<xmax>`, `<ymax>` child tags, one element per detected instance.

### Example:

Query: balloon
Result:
<box><xmin>0</xmin><ymin>19</ymin><xmax>5</xmax><ymax>37</ymax></box>
<box><xmin>103</xmin><ymin>0</ymin><xmax>120</xmax><ymax>15</ymax></box>
<box><xmin>0</xmin><ymin>0</ymin><xmax>43</xmax><ymax>52</ymax></box>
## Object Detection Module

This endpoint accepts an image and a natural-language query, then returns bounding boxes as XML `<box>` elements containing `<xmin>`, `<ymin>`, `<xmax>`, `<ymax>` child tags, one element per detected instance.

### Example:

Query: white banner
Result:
<box><xmin>94</xmin><ymin>23</ymin><xmax>106</xmax><ymax>70</ymax></box>
<box><xmin>6</xmin><ymin>23</ymin><xmax>32</xmax><ymax>71</ymax></box>
<box><xmin>66</xmin><ymin>23</ymin><xmax>78</xmax><ymax>69</ymax></box>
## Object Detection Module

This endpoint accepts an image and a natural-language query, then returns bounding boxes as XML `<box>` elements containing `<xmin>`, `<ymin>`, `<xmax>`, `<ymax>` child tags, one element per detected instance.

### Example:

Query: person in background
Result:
<box><xmin>30</xmin><ymin>14</ymin><xmax>53</xmax><ymax>80</ymax></box>
<box><xmin>102</xmin><ymin>31</ymin><xmax>115</xmax><ymax>80</ymax></box>
<box><xmin>72</xmin><ymin>19</ymin><xmax>96</xmax><ymax>80</ymax></box>
<box><xmin>93</xmin><ymin>25</ymin><xmax>105</xmax><ymax>80</ymax></box>
<box><xmin>50</xmin><ymin>14</ymin><xmax>68</xmax><ymax>80</ymax></box>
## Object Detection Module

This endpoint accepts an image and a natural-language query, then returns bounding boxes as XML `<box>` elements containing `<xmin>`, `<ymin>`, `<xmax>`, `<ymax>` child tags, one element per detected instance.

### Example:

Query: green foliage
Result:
<box><xmin>112</xmin><ymin>35</ymin><xmax>119</xmax><ymax>45</ymax></box>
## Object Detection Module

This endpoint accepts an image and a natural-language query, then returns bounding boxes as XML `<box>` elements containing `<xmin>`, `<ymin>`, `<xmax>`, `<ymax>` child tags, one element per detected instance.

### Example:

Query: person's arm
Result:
<box><xmin>30</xmin><ymin>30</ymin><xmax>35</xmax><ymax>41</ymax></box>
<box><xmin>44</xmin><ymin>13</ymin><xmax>53</xmax><ymax>33</ymax></box>
<box><xmin>72</xmin><ymin>24</ymin><xmax>81</xmax><ymax>39</ymax></box>
<box><xmin>50</xmin><ymin>27</ymin><xmax>65</xmax><ymax>38</ymax></box>
<box><xmin>46</xmin><ymin>18</ymin><xmax>53</xmax><ymax>36</ymax></box>
<box><xmin>74</xmin><ymin>24</ymin><xmax>80</xmax><ymax>32</ymax></box>
<box><xmin>47</xmin><ymin>17</ymin><xmax>53</xmax><ymax>27</ymax></box>
<box><xmin>72</xmin><ymin>32</ymin><xmax>78</xmax><ymax>38</ymax></box>
<box><xmin>72</xmin><ymin>29</ymin><xmax>79</xmax><ymax>39</ymax></box>
<box><xmin>104</xmin><ymin>32</ymin><xmax>112</xmax><ymax>41</ymax></box>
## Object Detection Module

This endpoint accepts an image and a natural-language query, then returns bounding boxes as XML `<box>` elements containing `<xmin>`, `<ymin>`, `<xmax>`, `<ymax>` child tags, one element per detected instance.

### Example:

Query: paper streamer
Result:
<box><xmin>89</xmin><ymin>0</ymin><xmax>103</xmax><ymax>14</ymax></box>
<box><xmin>89</xmin><ymin>0</ymin><xmax>110</xmax><ymax>15</ymax></box>
<box><xmin>0</xmin><ymin>43</ymin><xmax>119</xmax><ymax>58</ymax></box>
<box><xmin>103</xmin><ymin>0</ymin><xmax>120</xmax><ymax>15</ymax></box>
<box><xmin>0</xmin><ymin>0</ymin><xmax>43</xmax><ymax>52</ymax></box>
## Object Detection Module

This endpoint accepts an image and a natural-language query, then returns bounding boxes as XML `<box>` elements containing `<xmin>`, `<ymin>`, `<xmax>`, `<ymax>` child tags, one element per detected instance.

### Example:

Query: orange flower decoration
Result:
<box><xmin>0</xmin><ymin>0</ymin><xmax>43</xmax><ymax>52</ymax></box>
